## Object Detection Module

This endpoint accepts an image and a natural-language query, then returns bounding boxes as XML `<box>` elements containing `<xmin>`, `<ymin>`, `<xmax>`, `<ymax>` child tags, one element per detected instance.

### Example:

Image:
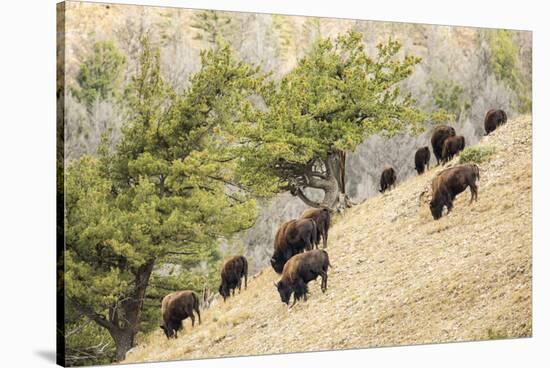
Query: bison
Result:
<box><xmin>441</xmin><ymin>135</ymin><xmax>466</xmax><ymax>163</ymax></box>
<box><xmin>219</xmin><ymin>256</ymin><xmax>248</xmax><ymax>302</ymax></box>
<box><xmin>274</xmin><ymin>249</ymin><xmax>330</xmax><ymax>307</ymax></box>
<box><xmin>484</xmin><ymin>109</ymin><xmax>507</xmax><ymax>135</ymax></box>
<box><xmin>379</xmin><ymin>166</ymin><xmax>397</xmax><ymax>193</ymax></box>
<box><xmin>431</xmin><ymin>125</ymin><xmax>456</xmax><ymax>165</ymax></box>
<box><xmin>160</xmin><ymin>290</ymin><xmax>201</xmax><ymax>339</ymax></box>
<box><xmin>271</xmin><ymin>218</ymin><xmax>318</xmax><ymax>274</ymax></box>
<box><xmin>429</xmin><ymin>164</ymin><xmax>480</xmax><ymax>220</ymax></box>
<box><xmin>414</xmin><ymin>146</ymin><xmax>431</xmax><ymax>175</ymax></box>
<box><xmin>300</xmin><ymin>208</ymin><xmax>331</xmax><ymax>249</ymax></box>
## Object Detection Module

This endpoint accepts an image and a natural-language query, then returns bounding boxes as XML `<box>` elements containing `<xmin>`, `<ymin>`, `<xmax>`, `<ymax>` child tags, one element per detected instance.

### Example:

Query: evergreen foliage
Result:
<box><xmin>485</xmin><ymin>29</ymin><xmax>531</xmax><ymax>113</ymax></box>
<box><xmin>73</xmin><ymin>41</ymin><xmax>126</xmax><ymax>108</ymax></box>
<box><xmin>190</xmin><ymin>10</ymin><xmax>233</xmax><ymax>45</ymax></box>
<box><xmin>430</xmin><ymin>79</ymin><xmax>470</xmax><ymax>120</ymax></box>
<box><xmin>64</xmin><ymin>37</ymin><xmax>261</xmax><ymax>362</ymax></box>
<box><xmin>231</xmin><ymin>31</ymin><xmax>441</xmax><ymax>208</ymax></box>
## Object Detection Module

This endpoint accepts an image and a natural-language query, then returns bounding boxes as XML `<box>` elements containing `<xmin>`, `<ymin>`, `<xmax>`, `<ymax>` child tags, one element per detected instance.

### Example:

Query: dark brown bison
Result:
<box><xmin>274</xmin><ymin>249</ymin><xmax>330</xmax><ymax>307</ymax></box>
<box><xmin>300</xmin><ymin>208</ymin><xmax>331</xmax><ymax>249</ymax></box>
<box><xmin>379</xmin><ymin>166</ymin><xmax>397</xmax><ymax>193</ymax></box>
<box><xmin>431</xmin><ymin>125</ymin><xmax>456</xmax><ymax>165</ymax></box>
<box><xmin>160</xmin><ymin>290</ymin><xmax>201</xmax><ymax>339</ymax></box>
<box><xmin>271</xmin><ymin>218</ymin><xmax>318</xmax><ymax>274</ymax></box>
<box><xmin>219</xmin><ymin>256</ymin><xmax>248</xmax><ymax>302</ymax></box>
<box><xmin>441</xmin><ymin>135</ymin><xmax>466</xmax><ymax>163</ymax></box>
<box><xmin>430</xmin><ymin>164</ymin><xmax>480</xmax><ymax>220</ymax></box>
<box><xmin>414</xmin><ymin>146</ymin><xmax>431</xmax><ymax>175</ymax></box>
<box><xmin>484</xmin><ymin>109</ymin><xmax>507</xmax><ymax>135</ymax></box>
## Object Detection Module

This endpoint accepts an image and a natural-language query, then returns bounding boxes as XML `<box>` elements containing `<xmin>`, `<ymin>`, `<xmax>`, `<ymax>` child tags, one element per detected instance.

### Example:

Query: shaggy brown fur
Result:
<box><xmin>160</xmin><ymin>291</ymin><xmax>201</xmax><ymax>339</ymax></box>
<box><xmin>431</xmin><ymin>125</ymin><xmax>456</xmax><ymax>164</ymax></box>
<box><xmin>414</xmin><ymin>146</ymin><xmax>431</xmax><ymax>175</ymax></box>
<box><xmin>271</xmin><ymin>219</ymin><xmax>318</xmax><ymax>274</ymax></box>
<box><xmin>379</xmin><ymin>167</ymin><xmax>397</xmax><ymax>193</ymax></box>
<box><xmin>275</xmin><ymin>249</ymin><xmax>331</xmax><ymax>307</ymax></box>
<box><xmin>484</xmin><ymin>109</ymin><xmax>508</xmax><ymax>135</ymax></box>
<box><xmin>219</xmin><ymin>256</ymin><xmax>248</xmax><ymax>302</ymax></box>
<box><xmin>430</xmin><ymin>164</ymin><xmax>480</xmax><ymax>220</ymax></box>
<box><xmin>442</xmin><ymin>136</ymin><xmax>466</xmax><ymax>162</ymax></box>
<box><xmin>301</xmin><ymin>208</ymin><xmax>332</xmax><ymax>249</ymax></box>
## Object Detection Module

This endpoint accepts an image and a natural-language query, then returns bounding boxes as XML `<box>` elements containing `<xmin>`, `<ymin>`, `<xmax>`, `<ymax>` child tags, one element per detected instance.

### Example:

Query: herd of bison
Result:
<box><xmin>159</xmin><ymin>109</ymin><xmax>508</xmax><ymax>340</ymax></box>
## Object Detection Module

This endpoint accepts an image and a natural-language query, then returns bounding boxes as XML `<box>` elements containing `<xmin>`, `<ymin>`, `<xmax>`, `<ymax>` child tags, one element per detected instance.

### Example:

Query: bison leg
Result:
<box><xmin>244</xmin><ymin>274</ymin><xmax>247</xmax><ymax>290</ymax></box>
<box><xmin>186</xmin><ymin>306</ymin><xmax>195</xmax><ymax>327</ymax></box>
<box><xmin>469</xmin><ymin>183</ymin><xmax>478</xmax><ymax>203</ymax></box>
<box><xmin>319</xmin><ymin>270</ymin><xmax>328</xmax><ymax>292</ymax></box>
<box><xmin>195</xmin><ymin>307</ymin><xmax>201</xmax><ymax>325</ymax></box>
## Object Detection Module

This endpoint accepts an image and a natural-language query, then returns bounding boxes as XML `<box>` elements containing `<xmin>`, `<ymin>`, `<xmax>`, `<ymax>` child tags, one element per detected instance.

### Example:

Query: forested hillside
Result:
<box><xmin>61</xmin><ymin>2</ymin><xmax>531</xmax><ymax>274</ymax></box>
<box><xmin>58</xmin><ymin>2</ymin><xmax>531</xmax><ymax>365</ymax></box>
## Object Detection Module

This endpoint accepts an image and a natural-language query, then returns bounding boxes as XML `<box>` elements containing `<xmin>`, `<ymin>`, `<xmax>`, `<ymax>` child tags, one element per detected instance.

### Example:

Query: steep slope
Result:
<box><xmin>124</xmin><ymin>116</ymin><xmax>531</xmax><ymax>363</ymax></box>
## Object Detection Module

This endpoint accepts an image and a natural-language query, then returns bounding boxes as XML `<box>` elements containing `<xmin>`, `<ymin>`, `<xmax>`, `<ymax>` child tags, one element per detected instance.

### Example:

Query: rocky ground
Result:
<box><xmin>124</xmin><ymin>115</ymin><xmax>532</xmax><ymax>364</ymax></box>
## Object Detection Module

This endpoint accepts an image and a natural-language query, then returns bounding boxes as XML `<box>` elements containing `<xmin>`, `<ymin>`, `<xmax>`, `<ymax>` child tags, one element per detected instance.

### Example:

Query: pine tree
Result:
<box><xmin>190</xmin><ymin>10</ymin><xmax>233</xmax><ymax>46</ymax></box>
<box><xmin>233</xmin><ymin>31</ymin><xmax>446</xmax><ymax>209</ymax></box>
<box><xmin>64</xmin><ymin>37</ymin><xmax>262</xmax><ymax>362</ymax></box>
<box><xmin>73</xmin><ymin>41</ymin><xmax>126</xmax><ymax>109</ymax></box>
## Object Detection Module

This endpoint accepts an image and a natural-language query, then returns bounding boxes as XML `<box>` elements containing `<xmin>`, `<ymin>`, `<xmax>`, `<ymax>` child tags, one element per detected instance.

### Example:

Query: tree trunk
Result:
<box><xmin>113</xmin><ymin>259</ymin><xmax>155</xmax><ymax>361</ymax></box>
<box><xmin>111</xmin><ymin>328</ymin><xmax>135</xmax><ymax>362</ymax></box>
<box><xmin>71</xmin><ymin>259</ymin><xmax>156</xmax><ymax>363</ymax></box>
<box><xmin>293</xmin><ymin>150</ymin><xmax>354</xmax><ymax>210</ymax></box>
<box><xmin>325</xmin><ymin>150</ymin><xmax>353</xmax><ymax>210</ymax></box>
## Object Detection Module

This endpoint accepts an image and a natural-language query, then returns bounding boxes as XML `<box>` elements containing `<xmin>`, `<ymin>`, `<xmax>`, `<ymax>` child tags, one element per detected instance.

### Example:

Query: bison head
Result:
<box><xmin>218</xmin><ymin>283</ymin><xmax>229</xmax><ymax>301</ymax></box>
<box><xmin>270</xmin><ymin>257</ymin><xmax>284</xmax><ymax>274</ymax></box>
<box><xmin>429</xmin><ymin>199</ymin><xmax>444</xmax><ymax>220</ymax></box>
<box><xmin>160</xmin><ymin>324</ymin><xmax>175</xmax><ymax>339</ymax></box>
<box><xmin>275</xmin><ymin>280</ymin><xmax>292</xmax><ymax>305</ymax></box>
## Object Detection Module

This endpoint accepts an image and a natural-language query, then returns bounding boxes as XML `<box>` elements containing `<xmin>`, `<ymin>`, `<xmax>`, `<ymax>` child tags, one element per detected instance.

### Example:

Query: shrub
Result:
<box><xmin>484</xmin><ymin>29</ymin><xmax>531</xmax><ymax>113</ymax></box>
<box><xmin>459</xmin><ymin>146</ymin><xmax>496</xmax><ymax>164</ymax></box>
<box><xmin>430</xmin><ymin>78</ymin><xmax>470</xmax><ymax>120</ymax></box>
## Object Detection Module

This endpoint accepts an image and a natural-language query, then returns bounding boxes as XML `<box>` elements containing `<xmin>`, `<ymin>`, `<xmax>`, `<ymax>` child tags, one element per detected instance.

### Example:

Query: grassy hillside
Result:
<box><xmin>124</xmin><ymin>116</ymin><xmax>531</xmax><ymax>363</ymax></box>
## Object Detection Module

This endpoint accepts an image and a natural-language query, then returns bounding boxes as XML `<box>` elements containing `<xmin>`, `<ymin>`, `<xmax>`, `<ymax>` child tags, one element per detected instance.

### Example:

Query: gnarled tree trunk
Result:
<box><xmin>71</xmin><ymin>259</ymin><xmax>155</xmax><ymax>362</ymax></box>
<box><xmin>292</xmin><ymin>150</ymin><xmax>354</xmax><ymax>211</ymax></box>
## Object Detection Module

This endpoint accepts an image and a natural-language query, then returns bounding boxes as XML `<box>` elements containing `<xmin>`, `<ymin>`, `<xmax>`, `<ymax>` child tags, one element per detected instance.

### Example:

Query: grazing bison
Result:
<box><xmin>414</xmin><ymin>146</ymin><xmax>431</xmax><ymax>175</ymax></box>
<box><xmin>484</xmin><ymin>109</ymin><xmax>508</xmax><ymax>135</ymax></box>
<box><xmin>431</xmin><ymin>125</ymin><xmax>456</xmax><ymax>165</ymax></box>
<box><xmin>442</xmin><ymin>135</ymin><xmax>466</xmax><ymax>163</ymax></box>
<box><xmin>219</xmin><ymin>256</ymin><xmax>248</xmax><ymax>302</ymax></box>
<box><xmin>160</xmin><ymin>291</ymin><xmax>201</xmax><ymax>339</ymax></box>
<box><xmin>379</xmin><ymin>166</ymin><xmax>397</xmax><ymax>193</ymax></box>
<box><xmin>301</xmin><ymin>208</ymin><xmax>331</xmax><ymax>249</ymax></box>
<box><xmin>429</xmin><ymin>164</ymin><xmax>480</xmax><ymax>220</ymax></box>
<box><xmin>271</xmin><ymin>218</ymin><xmax>318</xmax><ymax>274</ymax></box>
<box><xmin>274</xmin><ymin>249</ymin><xmax>330</xmax><ymax>307</ymax></box>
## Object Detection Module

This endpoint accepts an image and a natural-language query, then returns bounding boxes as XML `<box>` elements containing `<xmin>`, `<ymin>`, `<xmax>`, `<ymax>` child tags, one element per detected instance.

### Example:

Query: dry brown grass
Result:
<box><xmin>124</xmin><ymin>116</ymin><xmax>532</xmax><ymax>364</ymax></box>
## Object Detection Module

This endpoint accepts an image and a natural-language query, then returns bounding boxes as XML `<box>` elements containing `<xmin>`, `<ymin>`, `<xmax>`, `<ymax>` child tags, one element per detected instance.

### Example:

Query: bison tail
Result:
<box><xmin>322</xmin><ymin>250</ymin><xmax>332</xmax><ymax>268</ymax></box>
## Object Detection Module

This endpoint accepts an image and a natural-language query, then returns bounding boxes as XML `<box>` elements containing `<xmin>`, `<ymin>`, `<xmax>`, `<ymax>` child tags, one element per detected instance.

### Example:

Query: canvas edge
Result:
<box><xmin>56</xmin><ymin>1</ymin><xmax>67</xmax><ymax>367</ymax></box>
